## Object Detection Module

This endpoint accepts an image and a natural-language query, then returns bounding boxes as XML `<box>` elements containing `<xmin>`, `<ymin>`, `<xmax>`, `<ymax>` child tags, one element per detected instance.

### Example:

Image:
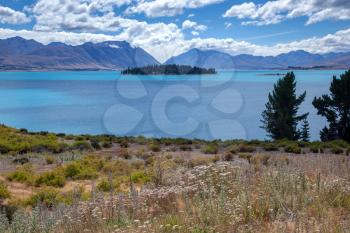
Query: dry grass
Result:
<box><xmin>1</xmin><ymin>153</ymin><xmax>349</xmax><ymax>233</ymax></box>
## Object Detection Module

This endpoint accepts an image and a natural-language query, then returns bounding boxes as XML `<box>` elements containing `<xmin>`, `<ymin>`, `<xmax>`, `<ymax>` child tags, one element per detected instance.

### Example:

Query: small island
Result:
<box><xmin>121</xmin><ymin>64</ymin><xmax>217</xmax><ymax>75</ymax></box>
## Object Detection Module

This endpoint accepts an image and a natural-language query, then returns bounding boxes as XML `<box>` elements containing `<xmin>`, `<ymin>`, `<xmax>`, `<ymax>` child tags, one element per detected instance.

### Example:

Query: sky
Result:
<box><xmin>0</xmin><ymin>0</ymin><xmax>350</xmax><ymax>62</ymax></box>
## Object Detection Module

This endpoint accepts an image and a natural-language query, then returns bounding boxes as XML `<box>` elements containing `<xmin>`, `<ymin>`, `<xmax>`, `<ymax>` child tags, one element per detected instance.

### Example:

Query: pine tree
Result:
<box><xmin>313</xmin><ymin>70</ymin><xmax>350</xmax><ymax>142</ymax></box>
<box><xmin>301</xmin><ymin>118</ymin><xmax>310</xmax><ymax>142</ymax></box>
<box><xmin>261</xmin><ymin>72</ymin><xmax>309</xmax><ymax>140</ymax></box>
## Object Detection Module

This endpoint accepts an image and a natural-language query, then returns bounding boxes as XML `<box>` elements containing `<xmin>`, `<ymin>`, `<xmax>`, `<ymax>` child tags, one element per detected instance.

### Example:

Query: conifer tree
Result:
<box><xmin>313</xmin><ymin>70</ymin><xmax>350</xmax><ymax>142</ymax></box>
<box><xmin>261</xmin><ymin>72</ymin><xmax>308</xmax><ymax>140</ymax></box>
<box><xmin>301</xmin><ymin>118</ymin><xmax>310</xmax><ymax>142</ymax></box>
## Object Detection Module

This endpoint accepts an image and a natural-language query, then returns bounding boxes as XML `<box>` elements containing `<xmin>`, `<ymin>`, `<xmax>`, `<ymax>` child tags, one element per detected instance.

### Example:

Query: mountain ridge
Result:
<box><xmin>0</xmin><ymin>37</ymin><xmax>349</xmax><ymax>71</ymax></box>
<box><xmin>165</xmin><ymin>48</ymin><xmax>350</xmax><ymax>70</ymax></box>
<box><xmin>0</xmin><ymin>37</ymin><xmax>159</xmax><ymax>71</ymax></box>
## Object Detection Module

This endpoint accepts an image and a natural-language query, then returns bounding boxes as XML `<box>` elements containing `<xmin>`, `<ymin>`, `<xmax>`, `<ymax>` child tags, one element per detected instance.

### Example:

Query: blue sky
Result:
<box><xmin>0</xmin><ymin>0</ymin><xmax>349</xmax><ymax>62</ymax></box>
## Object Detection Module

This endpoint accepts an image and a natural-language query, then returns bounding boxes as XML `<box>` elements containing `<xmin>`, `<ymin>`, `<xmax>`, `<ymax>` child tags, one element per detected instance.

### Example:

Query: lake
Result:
<box><xmin>0</xmin><ymin>70</ymin><xmax>345</xmax><ymax>141</ymax></box>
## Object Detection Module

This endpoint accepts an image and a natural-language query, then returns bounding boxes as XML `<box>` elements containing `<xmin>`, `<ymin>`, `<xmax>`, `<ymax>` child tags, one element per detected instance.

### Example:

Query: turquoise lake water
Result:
<box><xmin>0</xmin><ymin>70</ymin><xmax>345</xmax><ymax>140</ymax></box>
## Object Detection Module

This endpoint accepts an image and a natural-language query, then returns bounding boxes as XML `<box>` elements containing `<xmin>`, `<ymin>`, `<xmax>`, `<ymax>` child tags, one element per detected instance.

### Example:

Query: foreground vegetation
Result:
<box><xmin>0</xmin><ymin>125</ymin><xmax>349</xmax><ymax>232</ymax></box>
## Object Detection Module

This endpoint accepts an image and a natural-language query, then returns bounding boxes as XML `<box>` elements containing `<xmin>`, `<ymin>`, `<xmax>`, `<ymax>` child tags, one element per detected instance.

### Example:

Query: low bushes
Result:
<box><xmin>149</xmin><ymin>143</ymin><xmax>161</xmax><ymax>152</ymax></box>
<box><xmin>102</xmin><ymin>160</ymin><xmax>131</xmax><ymax>176</ymax></box>
<box><xmin>263</xmin><ymin>143</ymin><xmax>279</xmax><ymax>151</ymax></box>
<box><xmin>7</xmin><ymin>166</ymin><xmax>34</xmax><ymax>184</ymax></box>
<box><xmin>284</xmin><ymin>144</ymin><xmax>301</xmax><ymax>154</ymax></box>
<box><xmin>64</xmin><ymin>160</ymin><xmax>99</xmax><ymax>180</ymax></box>
<box><xmin>102</xmin><ymin>141</ymin><xmax>113</xmax><ymax>148</ymax></box>
<box><xmin>238</xmin><ymin>144</ymin><xmax>256</xmax><ymax>153</ymax></box>
<box><xmin>252</xmin><ymin>154</ymin><xmax>270</xmax><ymax>166</ymax></box>
<box><xmin>130</xmin><ymin>171</ymin><xmax>151</xmax><ymax>184</ymax></box>
<box><xmin>35</xmin><ymin>171</ymin><xmax>66</xmax><ymax>188</ymax></box>
<box><xmin>97</xmin><ymin>178</ymin><xmax>120</xmax><ymax>193</ymax></box>
<box><xmin>120</xmin><ymin>148</ymin><xmax>131</xmax><ymax>159</ymax></box>
<box><xmin>27</xmin><ymin>187</ymin><xmax>59</xmax><ymax>207</ymax></box>
<box><xmin>0</xmin><ymin>182</ymin><xmax>10</xmax><ymax>202</ymax></box>
<box><xmin>90</xmin><ymin>139</ymin><xmax>101</xmax><ymax>150</ymax></box>
<box><xmin>70</xmin><ymin>141</ymin><xmax>92</xmax><ymax>151</ymax></box>
<box><xmin>331</xmin><ymin>147</ymin><xmax>344</xmax><ymax>155</ymax></box>
<box><xmin>45</xmin><ymin>155</ymin><xmax>56</xmax><ymax>165</ymax></box>
<box><xmin>201</xmin><ymin>143</ymin><xmax>218</xmax><ymax>154</ymax></box>
<box><xmin>239</xmin><ymin>153</ymin><xmax>252</xmax><ymax>163</ymax></box>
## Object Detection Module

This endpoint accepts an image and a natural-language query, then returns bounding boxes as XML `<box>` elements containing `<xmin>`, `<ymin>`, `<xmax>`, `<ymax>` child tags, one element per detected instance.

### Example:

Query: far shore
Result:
<box><xmin>0</xmin><ymin>67</ymin><xmax>348</xmax><ymax>72</ymax></box>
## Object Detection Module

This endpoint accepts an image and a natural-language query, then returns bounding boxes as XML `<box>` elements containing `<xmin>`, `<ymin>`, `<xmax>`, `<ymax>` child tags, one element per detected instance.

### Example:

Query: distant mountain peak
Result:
<box><xmin>165</xmin><ymin>48</ymin><xmax>350</xmax><ymax>70</ymax></box>
<box><xmin>0</xmin><ymin>37</ymin><xmax>159</xmax><ymax>71</ymax></box>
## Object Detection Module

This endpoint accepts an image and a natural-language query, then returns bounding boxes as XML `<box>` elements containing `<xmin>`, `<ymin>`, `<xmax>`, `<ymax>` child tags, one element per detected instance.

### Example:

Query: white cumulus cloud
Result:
<box><xmin>0</xmin><ymin>5</ymin><xmax>30</xmax><ymax>24</ymax></box>
<box><xmin>182</xmin><ymin>20</ymin><xmax>207</xmax><ymax>32</ymax></box>
<box><xmin>223</xmin><ymin>0</ymin><xmax>350</xmax><ymax>26</ymax></box>
<box><xmin>126</xmin><ymin>0</ymin><xmax>224</xmax><ymax>17</ymax></box>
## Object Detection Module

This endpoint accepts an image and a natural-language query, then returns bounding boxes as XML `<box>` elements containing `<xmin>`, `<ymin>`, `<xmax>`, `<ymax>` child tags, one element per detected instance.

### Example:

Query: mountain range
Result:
<box><xmin>0</xmin><ymin>37</ymin><xmax>349</xmax><ymax>70</ymax></box>
<box><xmin>165</xmin><ymin>48</ymin><xmax>350</xmax><ymax>70</ymax></box>
<box><xmin>0</xmin><ymin>37</ymin><xmax>159</xmax><ymax>71</ymax></box>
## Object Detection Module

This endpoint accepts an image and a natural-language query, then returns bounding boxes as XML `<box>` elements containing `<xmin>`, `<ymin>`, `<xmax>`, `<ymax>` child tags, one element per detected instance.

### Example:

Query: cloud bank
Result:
<box><xmin>0</xmin><ymin>5</ymin><xmax>30</xmax><ymax>24</ymax></box>
<box><xmin>224</xmin><ymin>0</ymin><xmax>350</xmax><ymax>25</ymax></box>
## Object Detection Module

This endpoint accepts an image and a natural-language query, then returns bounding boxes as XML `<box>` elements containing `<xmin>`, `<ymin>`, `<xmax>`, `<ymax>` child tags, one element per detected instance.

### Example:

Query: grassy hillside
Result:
<box><xmin>0</xmin><ymin>125</ymin><xmax>349</xmax><ymax>232</ymax></box>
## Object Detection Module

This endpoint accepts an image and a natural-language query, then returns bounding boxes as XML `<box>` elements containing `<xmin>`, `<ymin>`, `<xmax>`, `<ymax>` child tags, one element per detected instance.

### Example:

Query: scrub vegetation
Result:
<box><xmin>0</xmin><ymin>125</ymin><xmax>349</xmax><ymax>233</ymax></box>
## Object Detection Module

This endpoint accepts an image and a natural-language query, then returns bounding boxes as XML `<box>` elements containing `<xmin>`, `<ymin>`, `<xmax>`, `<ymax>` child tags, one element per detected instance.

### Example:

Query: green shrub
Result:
<box><xmin>64</xmin><ymin>161</ymin><xmax>98</xmax><ymax>180</ymax></box>
<box><xmin>310</xmin><ymin>145</ymin><xmax>321</xmax><ymax>153</ymax></box>
<box><xmin>12</xmin><ymin>157</ymin><xmax>29</xmax><ymax>165</ymax></box>
<box><xmin>71</xmin><ymin>141</ymin><xmax>92</xmax><ymax>151</ymax></box>
<box><xmin>131</xmin><ymin>171</ymin><xmax>151</xmax><ymax>184</ymax></box>
<box><xmin>120</xmin><ymin>148</ymin><xmax>131</xmax><ymax>159</ymax></box>
<box><xmin>263</xmin><ymin>143</ymin><xmax>279</xmax><ymax>151</ymax></box>
<box><xmin>97</xmin><ymin>178</ymin><xmax>120</xmax><ymax>192</ymax></box>
<box><xmin>130</xmin><ymin>160</ymin><xmax>144</xmax><ymax>170</ymax></box>
<box><xmin>35</xmin><ymin>171</ymin><xmax>66</xmax><ymax>187</ymax></box>
<box><xmin>226</xmin><ymin>145</ymin><xmax>237</xmax><ymax>154</ymax></box>
<box><xmin>7</xmin><ymin>167</ymin><xmax>33</xmax><ymax>184</ymax></box>
<box><xmin>284</xmin><ymin>144</ymin><xmax>301</xmax><ymax>154</ymax></box>
<box><xmin>252</xmin><ymin>154</ymin><xmax>270</xmax><ymax>166</ymax></box>
<box><xmin>201</xmin><ymin>143</ymin><xmax>218</xmax><ymax>154</ymax></box>
<box><xmin>120</xmin><ymin>140</ymin><xmax>129</xmax><ymax>148</ymax></box>
<box><xmin>238</xmin><ymin>153</ymin><xmax>252</xmax><ymax>163</ymax></box>
<box><xmin>331</xmin><ymin>147</ymin><xmax>344</xmax><ymax>155</ymax></box>
<box><xmin>0</xmin><ymin>144</ymin><xmax>10</xmax><ymax>154</ymax></box>
<box><xmin>102</xmin><ymin>141</ymin><xmax>112</xmax><ymax>148</ymax></box>
<box><xmin>238</xmin><ymin>144</ymin><xmax>256</xmax><ymax>153</ymax></box>
<box><xmin>149</xmin><ymin>143</ymin><xmax>161</xmax><ymax>152</ymax></box>
<box><xmin>64</xmin><ymin>163</ymin><xmax>81</xmax><ymax>179</ymax></box>
<box><xmin>102</xmin><ymin>160</ymin><xmax>131</xmax><ymax>176</ymax></box>
<box><xmin>27</xmin><ymin>187</ymin><xmax>59</xmax><ymax>207</ymax></box>
<box><xmin>90</xmin><ymin>139</ymin><xmax>101</xmax><ymax>150</ymax></box>
<box><xmin>45</xmin><ymin>155</ymin><xmax>56</xmax><ymax>165</ymax></box>
<box><xmin>326</xmin><ymin>140</ymin><xmax>349</xmax><ymax>149</ymax></box>
<box><xmin>223</xmin><ymin>152</ymin><xmax>234</xmax><ymax>161</ymax></box>
<box><xmin>0</xmin><ymin>182</ymin><xmax>10</xmax><ymax>201</ymax></box>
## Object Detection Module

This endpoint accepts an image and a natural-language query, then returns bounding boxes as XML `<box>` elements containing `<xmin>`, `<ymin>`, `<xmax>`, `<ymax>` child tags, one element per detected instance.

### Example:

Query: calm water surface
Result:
<box><xmin>0</xmin><ymin>70</ymin><xmax>345</xmax><ymax>140</ymax></box>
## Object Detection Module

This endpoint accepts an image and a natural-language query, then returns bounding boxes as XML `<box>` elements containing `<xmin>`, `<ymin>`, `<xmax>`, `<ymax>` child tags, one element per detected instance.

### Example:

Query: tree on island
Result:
<box><xmin>121</xmin><ymin>64</ymin><xmax>216</xmax><ymax>75</ymax></box>
<box><xmin>261</xmin><ymin>72</ymin><xmax>309</xmax><ymax>140</ymax></box>
<box><xmin>301</xmin><ymin>118</ymin><xmax>310</xmax><ymax>142</ymax></box>
<box><xmin>312</xmin><ymin>70</ymin><xmax>350</xmax><ymax>142</ymax></box>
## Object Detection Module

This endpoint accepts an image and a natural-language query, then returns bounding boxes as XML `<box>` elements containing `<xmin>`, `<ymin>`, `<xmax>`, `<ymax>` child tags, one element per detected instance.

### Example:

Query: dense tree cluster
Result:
<box><xmin>121</xmin><ymin>64</ymin><xmax>216</xmax><ymax>75</ymax></box>
<box><xmin>262</xmin><ymin>70</ymin><xmax>350</xmax><ymax>143</ymax></box>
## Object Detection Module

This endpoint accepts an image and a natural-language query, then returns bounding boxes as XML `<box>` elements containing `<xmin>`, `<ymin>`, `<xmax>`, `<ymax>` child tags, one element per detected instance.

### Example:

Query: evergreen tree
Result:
<box><xmin>261</xmin><ymin>72</ymin><xmax>308</xmax><ymax>140</ymax></box>
<box><xmin>312</xmin><ymin>70</ymin><xmax>350</xmax><ymax>142</ymax></box>
<box><xmin>301</xmin><ymin>118</ymin><xmax>310</xmax><ymax>142</ymax></box>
